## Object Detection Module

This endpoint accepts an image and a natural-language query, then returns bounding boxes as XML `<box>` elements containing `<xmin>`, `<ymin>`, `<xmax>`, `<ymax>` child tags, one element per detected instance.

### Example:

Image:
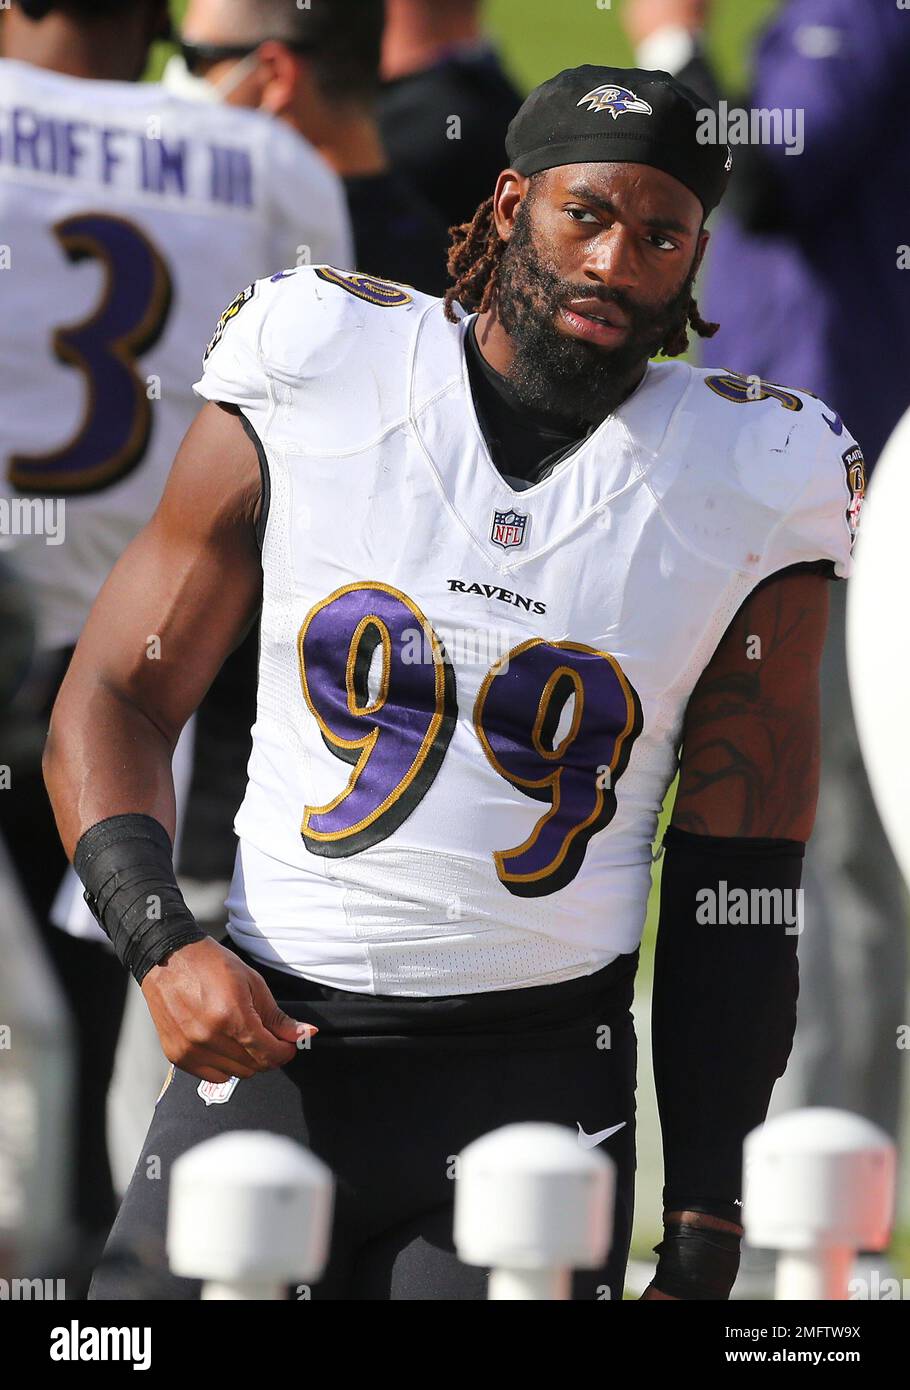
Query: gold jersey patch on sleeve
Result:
<box><xmin>204</xmin><ymin>281</ymin><xmax>256</xmax><ymax>360</ymax></box>
<box><xmin>843</xmin><ymin>443</ymin><xmax>866</xmax><ymax>544</ymax></box>
<box><xmin>314</xmin><ymin>266</ymin><xmax>413</xmax><ymax>307</ymax></box>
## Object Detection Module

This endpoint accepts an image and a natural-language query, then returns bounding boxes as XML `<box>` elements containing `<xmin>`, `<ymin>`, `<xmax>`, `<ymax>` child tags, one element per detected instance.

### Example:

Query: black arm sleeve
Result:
<box><xmin>652</xmin><ymin>826</ymin><xmax>802</xmax><ymax>1226</ymax></box>
<box><xmin>74</xmin><ymin>813</ymin><xmax>204</xmax><ymax>984</ymax></box>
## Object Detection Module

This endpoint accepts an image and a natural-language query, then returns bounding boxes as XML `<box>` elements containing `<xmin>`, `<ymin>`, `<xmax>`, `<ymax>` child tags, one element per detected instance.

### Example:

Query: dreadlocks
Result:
<box><xmin>444</xmin><ymin>194</ymin><xmax>720</xmax><ymax>356</ymax></box>
<box><xmin>444</xmin><ymin>197</ymin><xmax>501</xmax><ymax>324</ymax></box>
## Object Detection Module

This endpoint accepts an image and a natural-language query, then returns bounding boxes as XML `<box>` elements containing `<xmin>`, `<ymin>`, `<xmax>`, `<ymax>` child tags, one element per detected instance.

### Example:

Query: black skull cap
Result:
<box><xmin>505</xmin><ymin>65</ymin><xmax>732</xmax><ymax>217</ymax></box>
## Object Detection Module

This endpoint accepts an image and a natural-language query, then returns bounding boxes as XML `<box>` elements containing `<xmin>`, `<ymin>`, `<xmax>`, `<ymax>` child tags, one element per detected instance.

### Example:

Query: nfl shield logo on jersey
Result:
<box><xmin>197</xmin><ymin>1076</ymin><xmax>240</xmax><ymax>1106</ymax></box>
<box><xmin>490</xmin><ymin>508</ymin><xmax>528</xmax><ymax>550</ymax></box>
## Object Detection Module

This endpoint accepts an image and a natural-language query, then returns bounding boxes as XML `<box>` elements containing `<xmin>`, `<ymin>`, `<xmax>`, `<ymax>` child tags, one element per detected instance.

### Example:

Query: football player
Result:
<box><xmin>45</xmin><ymin>66</ymin><xmax>862</xmax><ymax>1300</ymax></box>
<box><xmin>378</xmin><ymin>0</ymin><xmax>523</xmax><ymax>230</ymax></box>
<box><xmin>166</xmin><ymin>0</ymin><xmax>452</xmax><ymax>911</ymax></box>
<box><xmin>0</xmin><ymin>0</ymin><xmax>352</xmax><ymax>1249</ymax></box>
<box><xmin>174</xmin><ymin>0</ymin><xmax>452</xmax><ymax>297</ymax></box>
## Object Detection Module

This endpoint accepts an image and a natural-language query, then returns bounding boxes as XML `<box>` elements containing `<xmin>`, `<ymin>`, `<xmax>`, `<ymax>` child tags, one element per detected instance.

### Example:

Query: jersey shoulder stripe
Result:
<box><xmin>313</xmin><ymin>266</ymin><xmax>414</xmax><ymax>307</ymax></box>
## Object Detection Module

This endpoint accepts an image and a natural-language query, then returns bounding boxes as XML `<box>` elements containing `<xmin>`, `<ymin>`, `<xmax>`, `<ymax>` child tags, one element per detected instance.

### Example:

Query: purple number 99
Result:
<box><xmin>298</xmin><ymin>585</ymin><xmax>642</xmax><ymax>896</ymax></box>
<box><xmin>474</xmin><ymin>639</ymin><xmax>643</xmax><ymax>896</ymax></box>
<box><xmin>298</xmin><ymin>582</ymin><xmax>456</xmax><ymax>856</ymax></box>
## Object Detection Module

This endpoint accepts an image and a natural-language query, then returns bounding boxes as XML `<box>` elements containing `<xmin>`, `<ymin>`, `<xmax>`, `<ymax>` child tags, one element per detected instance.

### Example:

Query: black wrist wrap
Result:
<box><xmin>73</xmin><ymin>814</ymin><xmax>204</xmax><ymax>985</ymax></box>
<box><xmin>653</xmin><ymin>1221</ymin><xmax>743</xmax><ymax>1301</ymax></box>
<box><xmin>653</xmin><ymin>826</ymin><xmax>803</xmax><ymax>1226</ymax></box>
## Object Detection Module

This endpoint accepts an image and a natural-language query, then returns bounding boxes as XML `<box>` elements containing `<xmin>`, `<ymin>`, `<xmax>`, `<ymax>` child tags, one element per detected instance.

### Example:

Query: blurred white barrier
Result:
<box><xmin>744</xmin><ymin>1108</ymin><xmax>895</xmax><ymax>1300</ymax></box>
<box><xmin>846</xmin><ymin>404</ymin><xmax>910</xmax><ymax>1226</ymax></box>
<box><xmin>167</xmin><ymin>1131</ymin><xmax>334</xmax><ymax>1300</ymax></box>
<box><xmin>847</xmin><ymin>403</ymin><xmax>910</xmax><ymax>889</ymax></box>
<box><xmin>0</xmin><ymin>833</ymin><xmax>72</xmax><ymax>1274</ymax></box>
<box><xmin>454</xmin><ymin>1122</ymin><xmax>614</xmax><ymax>1300</ymax></box>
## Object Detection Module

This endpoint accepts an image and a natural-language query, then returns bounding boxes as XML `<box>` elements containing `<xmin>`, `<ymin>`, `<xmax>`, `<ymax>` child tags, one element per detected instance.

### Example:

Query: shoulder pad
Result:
<box><xmin>194</xmin><ymin>266</ymin><xmax>436</xmax><ymax>447</ymax></box>
<box><xmin>700</xmin><ymin>370</ymin><xmax>862</xmax><ymax>578</ymax></box>
<box><xmin>649</xmin><ymin>367</ymin><xmax>862</xmax><ymax>578</ymax></box>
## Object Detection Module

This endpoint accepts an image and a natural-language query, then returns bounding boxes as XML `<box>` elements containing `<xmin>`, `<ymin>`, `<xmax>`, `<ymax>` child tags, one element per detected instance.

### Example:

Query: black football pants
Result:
<box><xmin>90</xmin><ymin>941</ymin><xmax>639</xmax><ymax>1301</ymax></box>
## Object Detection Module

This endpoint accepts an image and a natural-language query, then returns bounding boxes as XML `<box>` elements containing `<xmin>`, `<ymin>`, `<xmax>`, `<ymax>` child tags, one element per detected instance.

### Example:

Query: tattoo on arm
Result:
<box><xmin>671</xmin><ymin>573</ymin><xmax>829</xmax><ymax>841</ymax></box>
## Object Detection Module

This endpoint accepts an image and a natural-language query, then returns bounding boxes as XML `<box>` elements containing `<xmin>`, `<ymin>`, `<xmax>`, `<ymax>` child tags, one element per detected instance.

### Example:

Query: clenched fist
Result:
<box><xmin>141</xmin><ymin>936</ymin><xmax>318</xmax><ymax>1082</ymax></box>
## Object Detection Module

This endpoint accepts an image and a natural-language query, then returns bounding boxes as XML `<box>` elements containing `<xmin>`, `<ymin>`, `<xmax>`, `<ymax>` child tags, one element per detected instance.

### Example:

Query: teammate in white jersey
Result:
<box><xmin>0</xmin><ymin>0</ymin><xmax>352</xmax><ymax>1256</ymax></box>
<box><xmin>46</xmin><ymin>65</ymin><xmax>864</xmax><ymax>1299</ymax></box>
<box><xmin>0</xmin><ymin>3</ymin><xmax>351</xmax><ymax>652</ymax></box>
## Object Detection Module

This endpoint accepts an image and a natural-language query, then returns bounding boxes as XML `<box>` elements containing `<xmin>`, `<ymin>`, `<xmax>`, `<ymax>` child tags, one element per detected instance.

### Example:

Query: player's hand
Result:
<box><xmin>140</xmin><ymin>936</ymin><xmax>318</xmax><ymax>1082</ymax></box>
<box><xmin>622</xmin><ymin>0</ymin><xmax>710</xmax><ymax>49</ymax></box>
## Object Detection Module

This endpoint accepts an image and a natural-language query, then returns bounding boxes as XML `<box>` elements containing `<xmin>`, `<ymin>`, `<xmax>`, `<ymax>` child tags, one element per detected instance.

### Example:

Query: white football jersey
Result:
<box><xmin>194</xmin><ymin>266</ymin><xmax>861</xmax><ymax>996</ymax></box>
<box><xmin>0</xmin><ymin>58</ymin><xmax>353</xmax><ymax>651</ymax></box>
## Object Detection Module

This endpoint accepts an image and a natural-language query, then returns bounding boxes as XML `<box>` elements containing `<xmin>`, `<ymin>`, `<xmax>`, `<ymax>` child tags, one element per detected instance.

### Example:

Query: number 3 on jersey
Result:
<box><xmin>8</xmin><ymin>212</ymin><xmax>172</xmax><ymax>494</ymax></box>
<box><xmin>298</xmin><ymin>581</ymin><xmax>643</xmax><ymax>898</ymax></box>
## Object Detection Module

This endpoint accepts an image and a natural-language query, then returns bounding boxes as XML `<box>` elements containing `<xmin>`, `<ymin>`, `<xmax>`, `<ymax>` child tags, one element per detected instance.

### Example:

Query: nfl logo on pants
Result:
<box><xmin>490</xmin><ymin>508</ymin><xmax>528</xmax><ymax>550</ymax></box>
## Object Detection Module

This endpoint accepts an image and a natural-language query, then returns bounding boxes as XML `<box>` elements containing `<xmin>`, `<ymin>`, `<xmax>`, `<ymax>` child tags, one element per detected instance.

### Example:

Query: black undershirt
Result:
<box><xmin>463</xmin><ymin>318</ymin><xmax>595</xmax><ymax>488</ymax></box>
<box><xmin>462</xmin><ymin>321</ymin><xmax>837</xmax><ymax>585</ymax></box>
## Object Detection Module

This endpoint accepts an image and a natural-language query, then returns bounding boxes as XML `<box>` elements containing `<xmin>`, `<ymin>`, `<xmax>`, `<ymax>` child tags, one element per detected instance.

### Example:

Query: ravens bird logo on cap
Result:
<box><xmin>576</xmin><ymin>85</ymin><xmax>654</xmax><ymax>118</ymax></box>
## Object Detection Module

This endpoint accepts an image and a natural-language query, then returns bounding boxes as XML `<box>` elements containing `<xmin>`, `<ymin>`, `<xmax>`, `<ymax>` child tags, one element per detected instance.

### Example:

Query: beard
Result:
<box><xmin>493</xmin><ymin>198</ymin><xmax>698</xmax><ymax>426</ymax></box>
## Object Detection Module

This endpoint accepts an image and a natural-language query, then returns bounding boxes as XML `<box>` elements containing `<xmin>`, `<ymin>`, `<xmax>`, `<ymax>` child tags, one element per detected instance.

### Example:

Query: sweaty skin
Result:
<box><xmin>43</xmin><ymin>160</ymin><xmax>829</xmax><ymax>1296</ymax></box>
<box><xmin>473</xmin><ymin>161</ymin><xmax>708</xmax><ymax>411</ymax></box>
<box><xmin>673</xmin><ymin>570</ymin><xmax>828</xmax><ymax>843</ymax></box>
<box><xmin>44</xmin><ymin>402</ymin><xmax>317</xmax><ymax>1085</ymax></box>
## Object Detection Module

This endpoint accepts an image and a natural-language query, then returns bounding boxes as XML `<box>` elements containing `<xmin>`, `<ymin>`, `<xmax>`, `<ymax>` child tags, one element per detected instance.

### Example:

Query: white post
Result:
<box><xmin>454</xmin><ymin>1122</ymin><xmax>614</xmax><ymax>1301</ymax></box>
<box><xmin>167</xmin><ymin>1131</ymin><xmax>334</xmax><ymax>1300</ymax></box>
<box><xmin>743</xmin><ymin>1108</ymin><xmax>895</xmax><ymax>1301</ymax></box>
<box><xmin>488</xmin><ymin>1267</ymin><xmax>571</xmax><ymax>1302</ymax></box>
<box><xmin>774</xmin><ymin>1249</ymin><xmax>853</xmax><ymax>1302</ymax></box>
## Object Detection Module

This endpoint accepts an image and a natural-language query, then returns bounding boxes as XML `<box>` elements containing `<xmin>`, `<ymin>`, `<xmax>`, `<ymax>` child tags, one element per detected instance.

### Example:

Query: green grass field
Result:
<box><xmin>486</xmin><ymin>0</ymin><xmax>779</xmax><ymax>94</ymax></box>
<box><xmin>163</xmin><ymin>0</ymin><xmax>780</xmax><ymax>91</ymax></box>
